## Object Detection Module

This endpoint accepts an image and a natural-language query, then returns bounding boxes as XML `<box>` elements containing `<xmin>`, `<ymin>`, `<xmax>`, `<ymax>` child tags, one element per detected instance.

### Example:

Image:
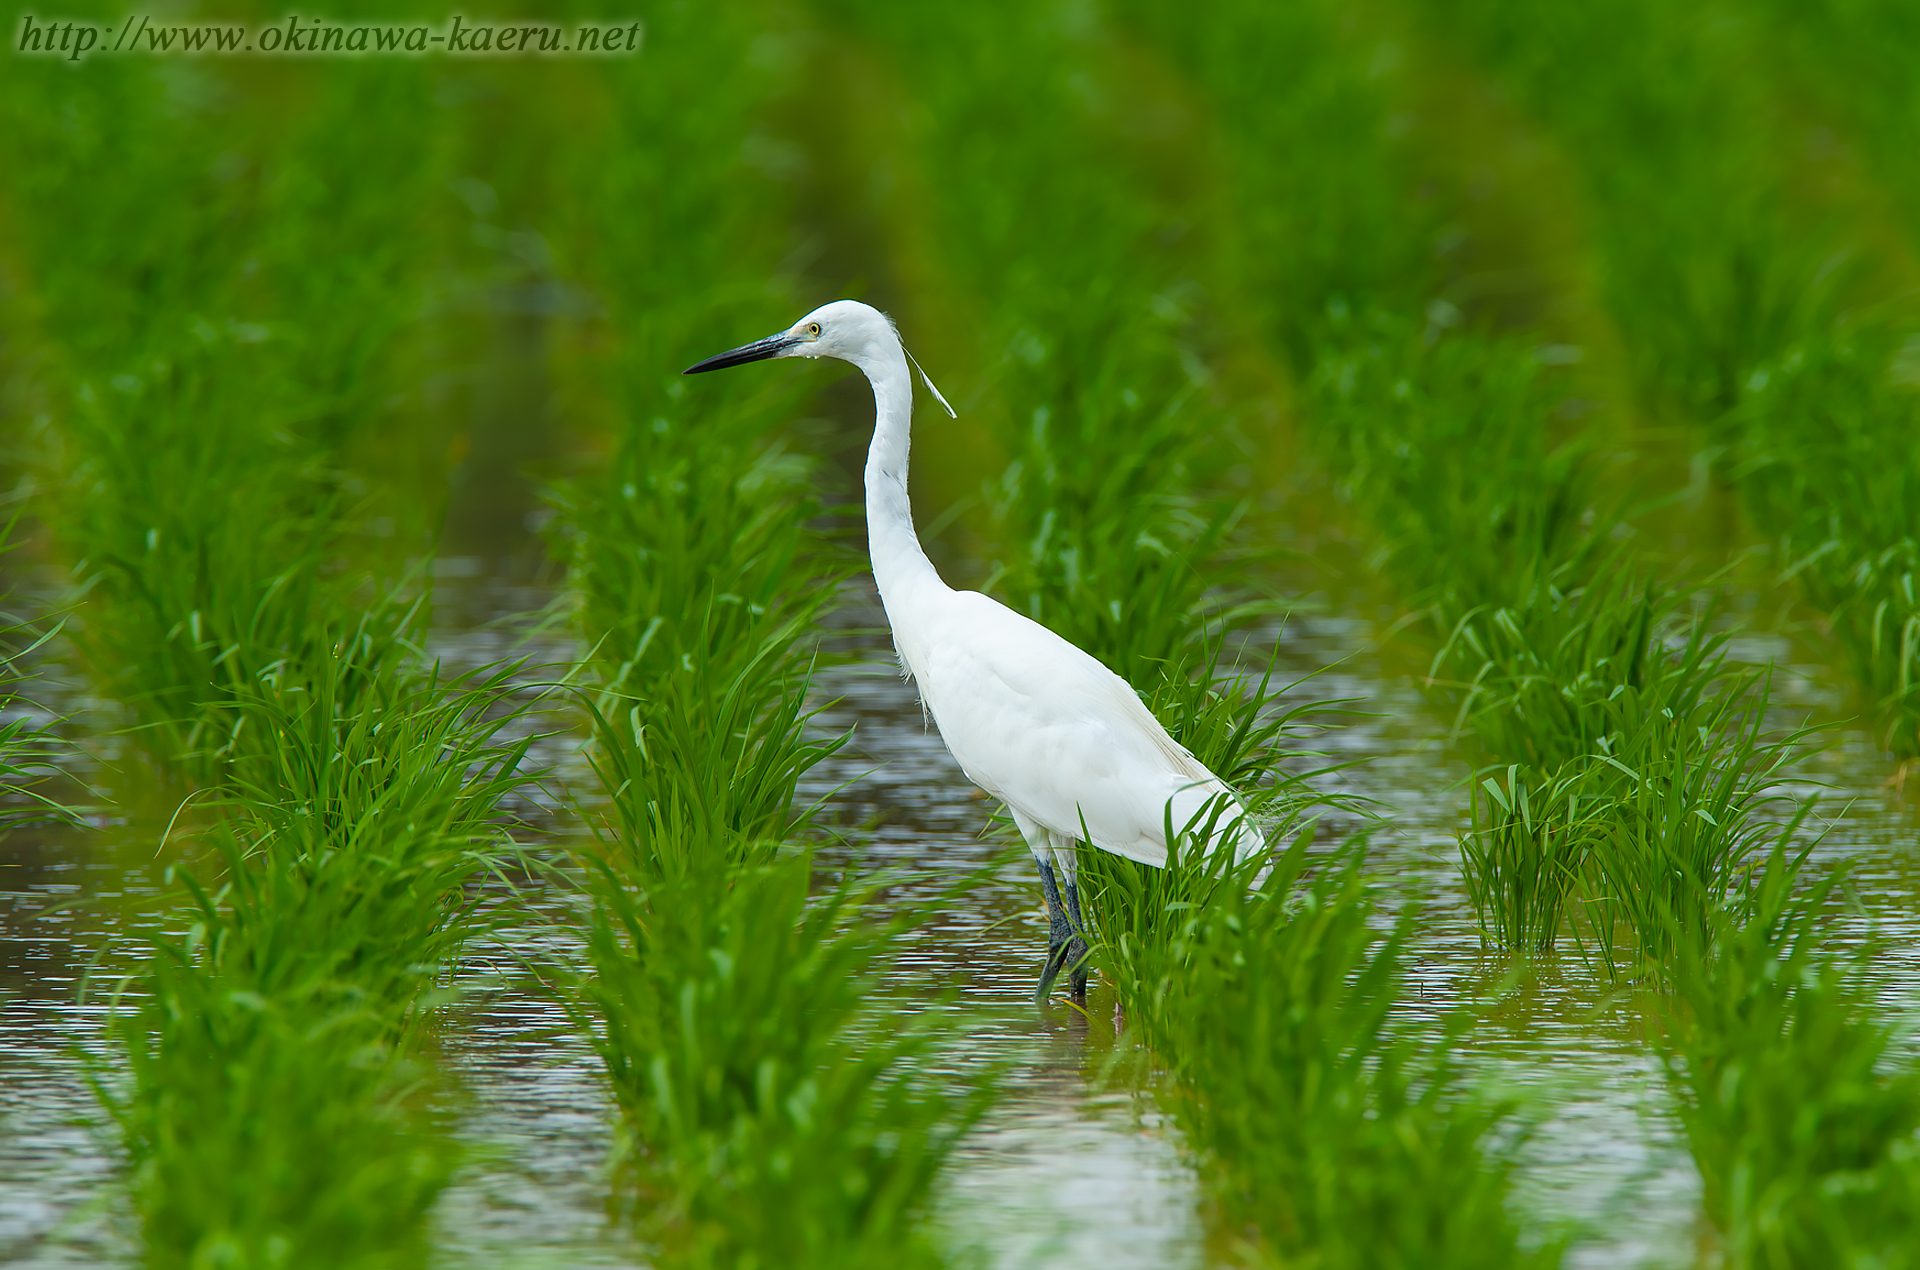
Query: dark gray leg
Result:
<box><xmin>1063</xmin><ymin>879</ymin><xmax>1089</xmax><ymax>998</ymax></box>
<box><xmin>1036</xmin><ymin>859</ymin><xmax>1077</xmax><ymax>1001</ymax></box>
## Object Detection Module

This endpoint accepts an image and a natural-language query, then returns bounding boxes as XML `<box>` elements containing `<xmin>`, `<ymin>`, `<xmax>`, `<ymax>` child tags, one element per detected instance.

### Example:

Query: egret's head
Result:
<box><xmin>683</xmin><ymin>299</ymin><xmax>897</xmax><ymax>374</ymax></box>
<box><xmin>683</xmin><ymin>299</ymin><xmax>956</xmax><ymax>417</ymax></box>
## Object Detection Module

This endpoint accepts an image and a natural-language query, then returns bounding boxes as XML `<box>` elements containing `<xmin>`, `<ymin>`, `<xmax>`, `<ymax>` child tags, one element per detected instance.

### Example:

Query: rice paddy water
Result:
<box><xmin>3</xmin><ymin>3</ymin><xmax>1919</xmax><ymax>1268</ymax></box>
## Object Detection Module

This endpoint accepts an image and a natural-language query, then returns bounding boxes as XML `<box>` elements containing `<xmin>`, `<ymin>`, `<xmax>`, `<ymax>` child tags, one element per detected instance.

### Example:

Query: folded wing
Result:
<box><xmin>907</xmin><ymin>589</ymin><xmax>1260</xmax><ymax>867</ymax></box>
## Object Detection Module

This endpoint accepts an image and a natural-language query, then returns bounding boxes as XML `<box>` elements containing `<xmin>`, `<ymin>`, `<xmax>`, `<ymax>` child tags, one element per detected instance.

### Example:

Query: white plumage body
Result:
<box><xmin>889</xmin><ymin>583</ymin><xmax>1254</xmax><ymax>871</ymax></box>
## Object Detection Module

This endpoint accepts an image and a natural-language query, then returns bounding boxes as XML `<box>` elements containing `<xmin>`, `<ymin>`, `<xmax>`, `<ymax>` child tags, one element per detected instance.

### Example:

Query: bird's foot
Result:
<box><xmin>1037</xmin><ymin>939</ymin><xmax>1071</xmax><ymax>1002</ymax></box>
<box><xmin>1036</xmin><ymin>859</ymin><xmax>1091</xmax><ymax>1002</ymax></box>
<box><xmin>1036</xmin><ymin>933</ymin><xmax>1091</xmax><ymax>1002</ymax></box>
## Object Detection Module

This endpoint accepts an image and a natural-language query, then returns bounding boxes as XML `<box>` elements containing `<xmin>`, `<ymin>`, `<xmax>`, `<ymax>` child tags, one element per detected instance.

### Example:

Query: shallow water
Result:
<box><xmin>2</xmin><ymin>574</ymin><xmax>1917</xmax><ymax>1267</ymax></box>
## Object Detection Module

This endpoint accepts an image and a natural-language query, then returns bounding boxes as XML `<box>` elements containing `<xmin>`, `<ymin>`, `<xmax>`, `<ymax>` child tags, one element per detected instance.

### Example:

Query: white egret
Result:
<box><xmin>685</xmin><ymin>300</ymin><xmax>1263</xmax><ymax>998</ymax></box>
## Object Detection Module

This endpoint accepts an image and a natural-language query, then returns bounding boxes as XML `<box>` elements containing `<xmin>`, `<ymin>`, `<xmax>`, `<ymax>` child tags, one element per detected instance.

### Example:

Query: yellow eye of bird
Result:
<box><xmin>807</xmin><ymin>323</ymin><xmax>821</xmax><ymax>337</ymax></box>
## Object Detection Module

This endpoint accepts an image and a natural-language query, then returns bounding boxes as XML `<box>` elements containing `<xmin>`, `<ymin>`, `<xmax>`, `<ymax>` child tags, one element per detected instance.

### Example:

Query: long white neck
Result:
<box><xmin>854</xmin><ymin>344</ymin><xmax>944</xmax><ymax>611</ymax></box>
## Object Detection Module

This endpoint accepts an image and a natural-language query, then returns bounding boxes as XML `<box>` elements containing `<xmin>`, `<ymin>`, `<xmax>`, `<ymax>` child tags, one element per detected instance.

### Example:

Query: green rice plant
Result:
<box><xmin>1427</xmin><ymin>562</ymin><xmax>1713</xmax><ymax>770</ymax></box>
<box><xmin>580</xmin><ymin>839</ymin><xmax>988</xmax><ymax>1270</ymax></box>
<box><xmin>1456</xmin><ymin>657</ymin><xmax>1781</xmax><ymax>965</ymax></box>
<box><xmin>532</xmin><ymin>20</ymin><xmax>991</xmax><ymax>1262</ymax></box>
<box><xmin>577</xmin><ymin>606</ymin><xmax>847</xmax><ymax>879</ymax></box>
<box><xmin>112</xmin><ymin>936</ymin><xmax>457</xmax><ymax>1270</ymax></box>
<box><xmin>571</xmin><ymin>618</ymin><xmax>976</xmax><ymax>1267</ymax></box>
<box><xmin>1394</xmin><ymin>0</ymin><xmax>1920</xmax><ymax>760</ymax></box>
<box><xmin>537</xmin><ymin>0</ymin><xmax>827</xmax><ymax>631</ymax></box>
<box><xmin>1454</xmin><ymin>610</ymin><xmax>1805</xmax><ymax>969</ymax></box>
<box><xmin>1744</xmin><ymin>0</ymin><xmax>1920</xmax><ymax>252</ymax></box>
<box><xmin>1736</xmin><ymin>328</ymin><xmax>1920</xmax><ymax>756</ymax></box>
<box><xmin>0</xmin><ymin>519</ymin><xmax>67</xmax><ymax>825</ymax></box>
<box><xmin>824</xmin><ymin>0</ymin><xmax>1270</xmax><ymax>691</ymax></box>
<box><xmin>1304</xmin><ymin>313</ymin><xmax>1608</xmax><ymax>623</ymax></box>
<box><xmin>1401</xmin><ymin>0</ymin><xmax>1840</xmax><ymax>428</ymax></box>
<box><xmin>1085</xmin><ymin>833</ymin><xmax>1559</xmax><ymax>1268</ymax></box>
<box><xmin>1578</xmin><ymin>681</ymin><xmax>1811</xmax><ymax>972</ymax></box>
<box><xmin>561</xmin><ymin>477</ymin><xmax>978</xmax><ymax>1269</ymax></box>
<box><xmin>1460</xmin><ymin>763</ymin><xmax>1599</xmax><ymax>954</ymax></box>
<box><xmin>1105</xmin><ymin>0</ymin><xmax>1439</xmax><ymax>364</ymax></box>
<box><xmin>49</xmin><ymin>339</ymin><xmax>365</xmax><ymax>782</ymax></box>
<box><xmin>547</xmin><ymin>434</ymin><xmax>844</xmax><ymax>689</ymax></box>
<box><xmin>1293</xmin><ymin>296</ymin><xmax>1820</xmax><ymax>963</ymax></box>
<box><xmin>1656</xmin><ymin>847</ymin><xmax>1920</xmax><ymax>1268</ymax></box>
<box><xmin>3</xmin><ymin>49</ymin><xmax>451</xmax><ymax>783</ymax></box>
<box><xmin>982</xmin><ymin>394</ymin><xmax>1262</xmax><ymax>692</ymax></box>
<box><xmin>561</xmin><ymin>456</ymin><xmax>976</xmax><ymax>1265</ymax></box>
<box><xmin>101</xmin><ymin>633</ymin><xmax>537</xmax><ymax>1269</ymax></box>
<box><xmin>545</xmin><ymin>406</ymin><xmax>851</xmax><ymax>872</ymax></box>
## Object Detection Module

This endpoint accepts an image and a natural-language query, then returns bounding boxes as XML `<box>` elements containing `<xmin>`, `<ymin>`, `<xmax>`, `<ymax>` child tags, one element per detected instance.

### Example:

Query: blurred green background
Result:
<box><xmin>4</xmin><ymin>0</ymin><xmax>1917</xmax><ymax>619</ymax></box>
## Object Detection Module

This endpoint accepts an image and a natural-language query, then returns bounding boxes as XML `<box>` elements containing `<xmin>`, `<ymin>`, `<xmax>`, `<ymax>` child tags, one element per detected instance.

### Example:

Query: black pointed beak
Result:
<box><xmin>682</xmin><ymin>332</ymin><xmax>801</xmax><ymax>375</ymax></box>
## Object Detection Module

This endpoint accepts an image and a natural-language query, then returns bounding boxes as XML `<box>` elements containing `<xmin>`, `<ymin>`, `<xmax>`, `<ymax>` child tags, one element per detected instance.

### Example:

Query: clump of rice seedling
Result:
<box><xmin>1655</xmin><ymin>848</ymin><xmax>1920</xmax><ymax>1267</ymax></box>
<box><xmin>1396</xmin><ymin>0</ymin><xmax>1920</xmax><ymax>766</ymax></box>
<box><xmin>0</xmin><ymin>520</ymin><xmax>68</xmax><ymax>826</ymax></box>
<box><xmin>560</xmin><ymin>522</ymin><xmax>982</xmax><ymax>1269</ymax></box>
<box><xmin>577</xmin><ymin>604</ymin><xmax>847</xmax><ymax>873</ymax></box>
<box><xmin>1736</xmin><ymin>328</ymin><xmax>1920</xmax><ymax>758</ymax></box>
<box><xmin>111</xmin><ymin>883</ymin><xmax>461</xmax><ymax>1270</ymax></box>
<box><xmin>50</xmin><ymin>348</ymin><xmax>378</xmax><ymax>783</ymax></box>
<box><xmin>535</xmin><ymin>31</ymin><xmax>991</xmax><ymax>1263</ymax></box>
<box><xmin>1460</xmin><ymin>764</ymin><xmax>1597</xmax><ymax>955</ymax></box>
<box><xmin>1431</xmin><ymin>566</ymin><xmax>1798</xmax><ymax>965</ymax></box>
<box><xmin>558</xmin><ymin>426</ymin><xmax>980</xmax><ymax>1267</ymax></box>
<box><xmin>1577</xmin><ymin>671</ymin><xmax>1812</xmax><ymax>971</ymax></box>
<box><xmin>543</xmin><ymin>340</ymin><xmax>853</xmax><ymax>846</ymax></box>
<box><xmin>827</xmin><ymin>0</ymin><xmax>1274</xmax><ymax>694</ymax></box>
<box><xmin>1457</xmin><ymin>654</ymin><xmax>1803</xmax><ymax>969</ymax></box>
<box><xmin>1086</xmin><ymin>834</ymin><xmax>1560</xmax><ymax>1268</ymax></box>
<box><xmin>580</xmin><ymin>836</ymin><xmax>989</xmax><ymax>1270</ymax></box>
<box><xmin>101</xmin><ymin>632</ymin><xmax>537</xmax><ymax>1269</ymax></box>
<box><xmin>1105</xmin><ymin>0</ymin><xmax>1440</xmax><ymax>361</ymax></box>
<box><xmin>4</xmin><ymin>55</ymin><xmax>451</xmax><ymax>785</ymax></box>
<box><xmin>1401</xmin><ymin>0</ymin><xmax>1842</xmax><ymax>428</ymax></box>
<box><xmin>1753</xmin><ymin>0</ymin><xmax>1920</xmax><ymax>243</ymax></box>
<box><xmin>1447</xmin><ymin>596</ymin><xmax>1807</xmax><ymax>969</ymax></box>
<box><xmin>547</xmin><ymin>432</ymin><xmax>845</xmax><ymax>693</ymax></box>
<box><xmin>548</xmin><ymin>413</ymin><xmax>851</xmax><ymax>866</ymax></box>
<box><xmin>1425</xmin><ymin>560</ymin><xmax>1706</xmax><ymax>770</ymax></box>
<box><xmin>1292</xmin><ymin>303</ymin><xmax>1821</xmax><ymax>967</ymax></box>
<box><xmin>1307</xmin><ymin>315</ymin><xmax>1605</xmax><ymax>623</ymax></box>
